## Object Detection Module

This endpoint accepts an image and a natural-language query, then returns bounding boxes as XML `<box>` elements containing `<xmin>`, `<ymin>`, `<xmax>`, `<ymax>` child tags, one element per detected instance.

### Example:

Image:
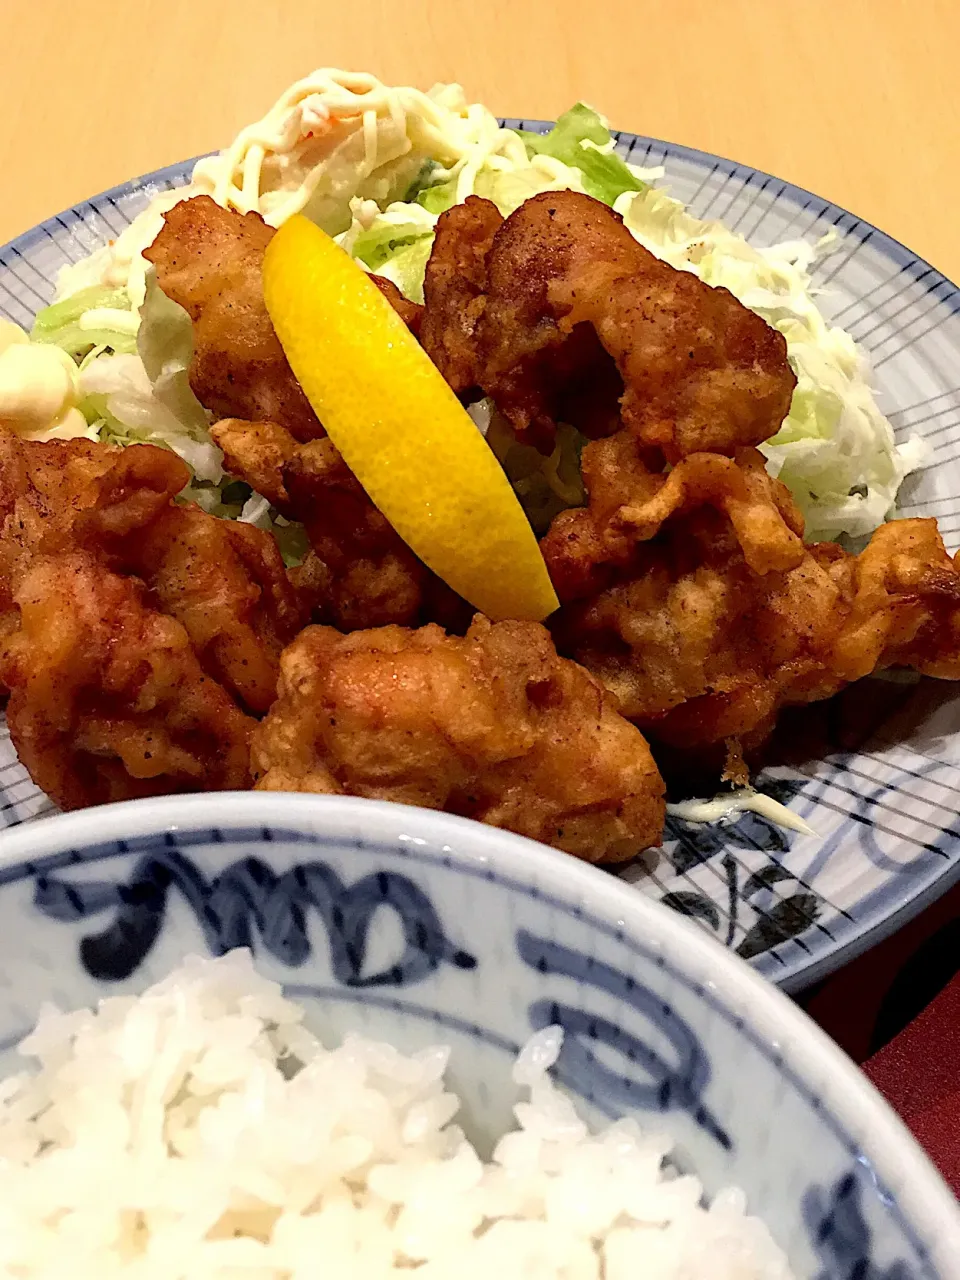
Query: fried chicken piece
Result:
<box><xmin>127</xmin><ymin>506</ymin><xmax>309</xmax><ymax>715</ymax></box>
<box><xmin>420</xmin><ymin>191</ymin><xmax>796</xmax><ymax>459</ymax></box>
<box><xmin>420</xmin><ymin>195</ymin><xmax>503</xmax><ymax>394</ymax></box>
<box><xmin>252</xmin><ymin>615</ymin><xmax>665</xmax><ymax>862</ymax></box>
<box><xmin>208</xmin><ymin>417</ymin><xmax>294</xmax><ymax>508</ymax></box>
<box><xmin>283</xmin><ymin>438</ymin><xmax>449</xmax><ymax>630</ymax></box>
<box><xmin>145</xmin><ymin>196</ymin><xmax>423</xmax><ymax>441</ymax></box>
<box><xmin>422</xmin><ymin>197</ymin><xmax>623</xmax><ymax>448</ymax></box>
<box><xmin>210</xmin><ymin>418</ymin><xmax>470</xmax><ymax>632</ymax></box>
<box><xmin>541</xmin><ymin>441</ymin><xmax>805</xmax><ymax>601</ymax></box>
<box><xmin>0</xmin><ymin>432</ymin><xmax>188</xmax><ymax>581</ymax></box>
<box><xmin>144</xmin><ymin>196</ymin><xmax>321</xmax><ymax>440</ymax></box>
<box><xmin>0</xmin><ymin>432</ymin><xmax>190</xmax><ymax>674</ymax></box>
<box><xmin>556</xmin><ymin>512</ymin><xmax>960</xmax><ymax>756</ymax></box>
<box><xmin>0</xmin><ymin>430</ymin><xmax>306</xmax><ymax>714</ymax></box>
<box><xmin>545</xmin><ymin>428</ymin><xmax>960</xmax><ymax>760</ymax></box>
<box><xmin>0</xmin><ymin>552</ymin><xmax>253</xmax><ymax>809</ymax></box>
<box><xmin>824</xmin><ymin>519</ymin><xmax>960</xmax><ymax>682</ymax></box>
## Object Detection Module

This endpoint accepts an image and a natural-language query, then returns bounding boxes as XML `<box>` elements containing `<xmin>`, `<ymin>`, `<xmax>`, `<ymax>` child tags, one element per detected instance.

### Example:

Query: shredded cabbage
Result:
<box><xmin>613</xmin><ymin>186</ymin><xmax>925</xmax><ymax>541</ymax></box>
<box><xmin>468</xmin><ymin>399</ymin><xmax>585</xmax><ymax>535</ymax></box>
<box><xmin>78</xmin><ymin>354</ymin><xmax>223</xmax><ymax>483</ymax></box>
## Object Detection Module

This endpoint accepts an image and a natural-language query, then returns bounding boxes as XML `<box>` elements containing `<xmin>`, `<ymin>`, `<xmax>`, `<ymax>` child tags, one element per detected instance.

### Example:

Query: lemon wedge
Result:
<box><xmin>262</xmin><ymin>216</ymin><xmax>559</xmax><ymax>623</ymax></box>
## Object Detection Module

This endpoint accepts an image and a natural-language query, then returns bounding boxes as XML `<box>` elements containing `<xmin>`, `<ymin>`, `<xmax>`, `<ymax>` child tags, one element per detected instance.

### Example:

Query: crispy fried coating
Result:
<box><xmin>210</xmin><ymin>418</ymin><xmax>470</xmax><ymax>632</ymax></box>
<box><xmin>145</xmin><ymin>196</ymin><xmax>423</xmax><ymax>441</ymax></box>
<box><xmin>208</xmin><ymin>417</ymin><xmax>294</xmax><ymax>508</ymax></box>
<box><xmin>556</xmin><ymin>511</ymin><xmax>960</xmax><ymax>754</ymax></box>
<box><xmin>283</xmin><ymin>437</ymin><xmax>435</xmax><ymax>629</ymax></box>
<box><xmin>252</xmin><ymin>615</ymin><xmax>665</xmax><ymax>861</ymax></box>
<box><xmin>420</xmin><ymin>195</ymin><xmax>503</xmax><ymax>394</ymax></box>
<box><xmin>0</xmin><ymin>433</ymin><xmax>189</xmax><ymax>667</ymax></box>
<box><xmin>0</xmin><ymin>432</ymin><xmax>188</xmax><ymax>582</ymax></box>
<box><xmin>420</xmin><ymin>191</ymin><xmax>796</xmax><ymax>459</ymax></box>
<box><xmin>0</xmin><ymin>430</ymin><xmax>306</xmax><ymax>715</ymax></box>
<box><xmin>422</xmin><ymin>197</ymin><xmax>623</xmax><ymax>447</ymax></box>
<box><xmin>541</xmin><ymin>441</ymin><xmax>805</xmax><ymax>601</ymax></box>
<box><xmin>127</xmin><ymin>506</ymin><xmax>309</xmax><ymax>715</ymax></box>
<box><xmin>0</xmin><ymin>552</ymin><xmax>253</xmax><ymax>809</ymax></box>
<box><xmin>823</xmin><ymin>519</ymin><xmax>960</xmax><ymax>682</ymax></box>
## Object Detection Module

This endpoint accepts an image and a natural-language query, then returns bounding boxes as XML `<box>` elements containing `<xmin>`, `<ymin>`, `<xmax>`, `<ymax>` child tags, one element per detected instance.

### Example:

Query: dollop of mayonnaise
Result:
<box><xmin>0</xmin><ymin>323</ymin><xmax>96</xmax><ymax>442</ymax></box>
<box><xmin>666</xmin><ymin>787</ymin><xmax>816</xmax><ymax>837</ymax></box>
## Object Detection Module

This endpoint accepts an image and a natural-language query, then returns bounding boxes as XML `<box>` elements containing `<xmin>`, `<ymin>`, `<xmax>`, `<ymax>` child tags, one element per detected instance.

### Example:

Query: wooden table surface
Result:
<box><xmin>1</xmin><ymin>0</ymin><xmax>957</xmax><ymax>279</ymax></box>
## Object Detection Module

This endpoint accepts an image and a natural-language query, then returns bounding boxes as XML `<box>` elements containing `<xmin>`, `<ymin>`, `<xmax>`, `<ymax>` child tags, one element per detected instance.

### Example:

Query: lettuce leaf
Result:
<box><xmin>517</xmin><ymin>103</ymin><xmax>645</xmax><ymax>206</ymax></box>
<box><xmin>373</xmin><ymin>238</ymin><xmax>434</xmax><ymax>305</ymax></box>
<box><xmin>137</xmin><ymin>268</ymin><xmax>210</xmax><ymax>434</ymax></box>
<box><xmin>31</xmin><ymin>284</ymin><xmax>139</xmax><ymax>357</ymax></box>
<box><xmin>338</xmin><ymin>201</ymin><xmax>439</xmax><ymax>302</ymax></box>
<box><xmin>79</xmin><ymin>351</ymin><xmax>222</xmax><ymax>483</ymax></box>
<box><xmin>351</xmin><ymin>215</ymin><xmax>435</xmax><ymax>273</ymax></box>
<box><xmin>415</xmin><ymin>176</ymin><xmax>459</xmax><ymax>215</ymax></box>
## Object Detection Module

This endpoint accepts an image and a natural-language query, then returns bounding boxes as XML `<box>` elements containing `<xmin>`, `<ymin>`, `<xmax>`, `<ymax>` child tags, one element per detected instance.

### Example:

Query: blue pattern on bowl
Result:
<box><xmin>0</xmin><ymin>794</ymin><xmax>957</xmax><ymax>1276</ymax></box>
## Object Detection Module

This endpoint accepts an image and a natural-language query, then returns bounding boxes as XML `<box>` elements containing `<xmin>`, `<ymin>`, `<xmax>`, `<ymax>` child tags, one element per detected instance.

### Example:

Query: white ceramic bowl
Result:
<box><xmin>0</xmin><ymin>792</ymin><xmax>957</xmax><ymax>1275</ymax></box>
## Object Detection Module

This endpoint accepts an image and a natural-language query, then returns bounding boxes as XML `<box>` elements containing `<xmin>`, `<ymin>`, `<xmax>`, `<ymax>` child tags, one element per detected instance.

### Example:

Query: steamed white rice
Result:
<box><xmin>0</xmin><ymin>950</ymin><xmax>793</xmax><ymax>1278</ymax></box>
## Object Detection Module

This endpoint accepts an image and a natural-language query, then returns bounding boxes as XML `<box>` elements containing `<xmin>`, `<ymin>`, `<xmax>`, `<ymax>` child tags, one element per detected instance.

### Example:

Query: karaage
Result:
<box><xmin>126</xmin><ymin>505</ymin><xmax>309</xmax><ymax>715</ymax></box>
<box><xmin>555</xmin><ymin>503</ymin><xmax>960</xmax><ymax>761</ymax></box>
<box><xmin>210</xmin><ymin>417</ymin><xmax>470</xmax><ymax>632</ymax></box>
<box><xmin>1</xmin><ymin>552</ymin><xmax>253</xmax><ymax>810</ymax></box>
<box><xmin>0</xmin><ymin>431</ymin><xmax>308</xmax><ymax>715</ymax></box>
<box><xmin>0</xmin><ymin>433</ymin><xmax>189</xmax><ymax>669</ymax></box>
<box><xmin>419</xmin><ymin>195</ymin><xmax>503</xmax><ymax>395</ymax></box>
<box><xmin>541</xmin><ymin>439</ymin><xmax>805</xmax><ymax>601</ymax></box>
<box><xmin>420</xmin><ymin>191</ymin><xmax>797</xmax><ymax>459</ymax></box>
<box><xmin>252</xmin><ymin>615</ymin><xmax>665</xmax><ymax>861</ymax></box>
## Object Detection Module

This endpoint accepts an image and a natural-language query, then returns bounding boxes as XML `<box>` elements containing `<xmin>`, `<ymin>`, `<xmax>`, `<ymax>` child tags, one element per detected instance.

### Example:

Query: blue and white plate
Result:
<box><xmin>1</xmin><ymin>124</ymin><xmax>959</xmax><ymax>992</ymax></box>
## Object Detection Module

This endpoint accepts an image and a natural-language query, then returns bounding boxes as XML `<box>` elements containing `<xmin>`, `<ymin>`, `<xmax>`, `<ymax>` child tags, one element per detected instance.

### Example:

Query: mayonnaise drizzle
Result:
<box><xmin>55</xmin><ymin>69</ymin><xmax>529</xmax><ymax>307</ymax></box>
<box><xmin>666</xmin><ymin>788</ymin><xmax>817</xmax><ymax>837</ymax></box>
<box><xmin>189</xmin><ymin>69</ymin><xmax>479</xmax><ymax>226</ymax></box>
